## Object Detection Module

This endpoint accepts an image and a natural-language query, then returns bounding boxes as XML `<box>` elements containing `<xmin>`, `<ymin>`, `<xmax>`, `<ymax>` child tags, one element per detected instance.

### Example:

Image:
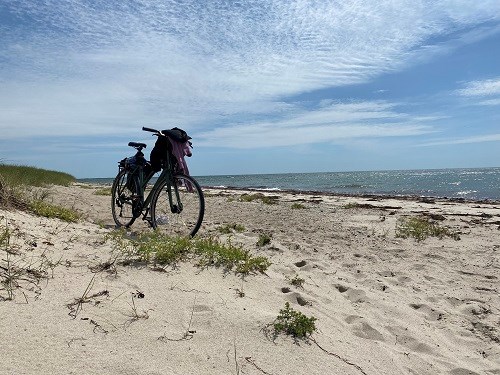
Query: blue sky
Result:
<box><xmin>1</xmin><ymin>1</ymin><xmax>499</xmax><ymax>178</ymax></box>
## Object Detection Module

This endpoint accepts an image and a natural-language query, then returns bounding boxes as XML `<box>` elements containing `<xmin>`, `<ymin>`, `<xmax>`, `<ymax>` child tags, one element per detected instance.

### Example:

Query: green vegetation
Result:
<box><xmin>0</xmin><ymin>164</ymin><xmax>74</xmax><ymax>187</ymax></box>
<box><xmin>0</xmin><ymin>164</ymin><xmax>80</xmax><ymax>221</ymax></box>
<box><xmin>240</xmin><ymin>193</ymin><xmax>279</xmax><ymax>205</ymax></box>
<box><xmin>273</xmin><ymin>302</ymin><xmax>317</xmax><ymax>338</ymax></box>
<box><xmin>28</xmin><ymin>200</ymin><xmax>81</xmax><ymax>222</ymax></box>
<box><xmin>289</xmin><ymin>275</ymin><xmax>305</xmax><ymax>288</ymax></box>
<box><xmin>195</xmin><ymin>237</ymin><xmax>271</xmax><ymax>274</ymax></box>
<box><xmin>291</xmin><ymin>202</ymin><xmax>307</xmax><ymax>209</ymax></box>
<box><xmin>396</xmin><ymin>216</ymin><xmax>460</xmax><ymax>242</ymax></box>
<box><xmin>107</xmin><ymin>231</ymin><xmax>271</xmax><ymax>275</ymax></box>
<box><xmin>94</xmin><ymin>187</ymin><xmax>112</xmax><ymax>196</ymax></box>
<box><xmin>256</xmin><ymin>233</ymin><xmax>272</xmax><ymax>247</ymax></box>
<box><xmin>217</xmin><ymin>223</ymin><xmax>245</xmax><ymax>234</ymax></box>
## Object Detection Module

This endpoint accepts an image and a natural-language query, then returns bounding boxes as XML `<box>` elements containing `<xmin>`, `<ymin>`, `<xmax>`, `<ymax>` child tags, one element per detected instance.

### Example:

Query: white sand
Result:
<box><xmin>0</xmin><ymin>184</ymin><xmax>499</xmax><ymax>375</ymax></box>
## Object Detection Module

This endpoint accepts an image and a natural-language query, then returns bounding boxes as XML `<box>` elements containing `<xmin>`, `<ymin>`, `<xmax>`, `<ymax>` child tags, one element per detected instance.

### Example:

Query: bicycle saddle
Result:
<box><xmin>128</xmin><ymin>142</ymin><xmax>147</xmax><ymax>149</ymax></box>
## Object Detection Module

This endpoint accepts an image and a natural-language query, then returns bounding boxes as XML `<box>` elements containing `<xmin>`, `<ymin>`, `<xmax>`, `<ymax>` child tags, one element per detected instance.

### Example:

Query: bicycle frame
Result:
<box><xmin>132</xmin><ymin>150</ymin><xmax>183</xmax><ymax>221</ymax></box>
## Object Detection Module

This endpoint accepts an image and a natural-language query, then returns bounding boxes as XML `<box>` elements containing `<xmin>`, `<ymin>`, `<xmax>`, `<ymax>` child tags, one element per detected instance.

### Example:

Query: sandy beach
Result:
<box><xmin>1</xmin><ymin>183</ymin><xmax>499</xmax><ymax>375</ymax></box>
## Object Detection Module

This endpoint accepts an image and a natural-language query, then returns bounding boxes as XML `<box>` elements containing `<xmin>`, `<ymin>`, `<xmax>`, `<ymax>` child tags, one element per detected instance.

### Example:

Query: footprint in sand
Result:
<box><xmin>409</xmin><ymin>303</ymin><xmax>444</xmax><ymax>321</ymax></box>
<box><xmin>283</xmin><ymin>291</ymin><xmax>311</xmax><ymax>306</ymax></box>
<box><xmin>449</xmin><ymin>368</ymin><xmax>480</xmax><ymax>375</ymax></box>
<box><xmin>295</xmin><ymin>260</ymin><xmax>307</xmax><ymax>267</ymax></box>
<box><xmin>335</xmin><ymin>284</ymin><xmax>367</xmax><ymax>303</ymax></box>
<box><xmin>345</xmin><ymin>315</ymin><xmax>385</xmax><ymax>341</ymax></box>
<box><xmin>386</xmin><ymin>326</ymin><xmax>434</xmax><ymax>354</ymax></box>
<box><xmin>193</xmin><ymin>304</ymin><xmax>212</xmax><ymax>313</ymax></box>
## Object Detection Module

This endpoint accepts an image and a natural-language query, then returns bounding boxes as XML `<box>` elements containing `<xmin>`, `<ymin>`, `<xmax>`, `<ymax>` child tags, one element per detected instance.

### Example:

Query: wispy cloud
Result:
<box><xmin>1</xmin><ymin>0</ymin><xmax>499</xmax><ymax>143</ymax></box>
<box><xmin>197</xmin><ymin>100</ymin><xmax>436</xmax><ymax>148</ymax></box>
<box><xmin>457</xmin><ymin>78</ymin><xmax>500</xmax><ymax>96</ymax></box>
<box><xmin>419</xmin><ymin>133</ymin><xmax>500</xmax><ymax>146</ymax></box>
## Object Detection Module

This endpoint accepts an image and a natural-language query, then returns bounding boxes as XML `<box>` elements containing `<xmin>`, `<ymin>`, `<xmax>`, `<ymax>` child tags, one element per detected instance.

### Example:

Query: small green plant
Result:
<box><xmin>195</xmin><ymin>237</ymin><xmax>271</xmax><ymax>274</ymax></box>
<box><xmin>94</xmin><ymin>187</ymin><xmax>112</xmax><ymax>196</ymax></box>
<box><xmin>291</xmin><ymin>203</ymin><xmax>306</xmax><ymax>209</ymax></box>
<box><xmin>106</xmin><ymin>231</ymin><xmax>271</xmax><ymax>275</ymax></box>
<box><xmin>217</xmin><ymin>223</ymin><xmax>245</xmax><ymax>234</ymax></box>
<box><xmin>28</xmin><ymin>200</ymin><xmax>80</xmax><ymax>222</ymax></box>
<box><xmin>273</xmin><ymin>302</ymin><xmax>317</xmax><ymax>338</ymax></box>
<box><xmin>256</xmin><ymin>233</ymin><xmax>272</xmax><ymax>247</ymax></box>
<box><xmin>289</xmin><ymin>275</ymin><xmax>305</xmax><ymax>288</ymax></box>
<box><xmin>396</xmin><ymin>216</ymin><xmax>460</xmax><ymax>242</ymax></box>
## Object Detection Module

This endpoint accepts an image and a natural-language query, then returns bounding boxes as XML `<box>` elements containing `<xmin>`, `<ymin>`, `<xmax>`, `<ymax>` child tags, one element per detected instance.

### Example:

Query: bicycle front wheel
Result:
<box><xmin>150</xmin><ymin>174</ymin><xmax>204</xmax><ymax>237</ymax></box>
<box><xmin>111</xmin><ymin>169</ymin><xmax>138</xmax><ymax>228</ymax></box>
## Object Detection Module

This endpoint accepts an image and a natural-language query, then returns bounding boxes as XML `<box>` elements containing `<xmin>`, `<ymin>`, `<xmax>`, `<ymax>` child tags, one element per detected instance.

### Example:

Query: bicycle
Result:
<box><xmin>111</xmin><ymin>127</ymin><xmax>205</xmax><ymax>237</ymax></box>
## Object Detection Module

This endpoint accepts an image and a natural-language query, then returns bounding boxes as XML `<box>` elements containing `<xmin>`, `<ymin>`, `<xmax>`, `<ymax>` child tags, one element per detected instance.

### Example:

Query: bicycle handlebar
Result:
<box><xmin>142</xmin><ymin>126</ymin><xmax>159</xmax><ymax>133</ymax></box>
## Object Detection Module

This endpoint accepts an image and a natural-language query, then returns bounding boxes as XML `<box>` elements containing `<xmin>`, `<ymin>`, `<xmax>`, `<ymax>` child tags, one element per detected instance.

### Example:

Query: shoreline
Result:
<box><xmin>76</xmin><ymin>181</ymin><xmax>500</xmax><ymax>205</ymax></box>
<box><xmin>202</xmin><ymin>185</ymin><xmax>500</xmax><ymax>205</ymax></box>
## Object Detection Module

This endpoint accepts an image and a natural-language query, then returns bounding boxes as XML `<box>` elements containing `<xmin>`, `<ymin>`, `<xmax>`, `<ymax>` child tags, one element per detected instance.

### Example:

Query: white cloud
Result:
<box><xmin>197</xmin><ymin>100</ymin><xmax>436</xmax><ymax>148</ymax></box>
<box><xmin>458</xmin><ymin>78</ymin><xmax>500</xmax><ymax>97</ymax></box>
<box><xmin>419</xmin><ymin>133</ymin><xmax>500</xmax><ymax>146</ymax></box>
<box><xmin>1</xmin><ymin>0</ymin><xmax>499</xmax><ymax>144</ymax></box>
<box><xmin>477</xmin><ymin>98</ymin><xmax>500</xmax><ymax>106</ymax></box>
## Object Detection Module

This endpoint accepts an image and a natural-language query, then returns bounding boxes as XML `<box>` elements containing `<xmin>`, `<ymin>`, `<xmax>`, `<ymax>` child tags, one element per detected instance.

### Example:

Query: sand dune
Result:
<box><xmin>0</xmin><ymin>183</ymin><xmax>499</xmax><ymax>374</ymax></box>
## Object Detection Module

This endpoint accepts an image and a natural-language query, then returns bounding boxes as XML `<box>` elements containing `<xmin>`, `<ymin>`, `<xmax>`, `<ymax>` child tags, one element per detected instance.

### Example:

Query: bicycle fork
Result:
<box><xmin>167</xmin><ymin>180</ymin><xmax>183</xmax><ymax>214</ymax></box>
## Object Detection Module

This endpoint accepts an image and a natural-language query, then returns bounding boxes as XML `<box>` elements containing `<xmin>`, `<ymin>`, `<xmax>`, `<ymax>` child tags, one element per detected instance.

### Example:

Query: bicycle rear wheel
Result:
<box><xmin>111</xmin><ymin>169</ymin><xmax>139</xmax><ymax>228</ymax></box>
<box><xmin>150</xmin><ymin>174</ymin><xmax>204</xmax><ymax>237</ymax></box>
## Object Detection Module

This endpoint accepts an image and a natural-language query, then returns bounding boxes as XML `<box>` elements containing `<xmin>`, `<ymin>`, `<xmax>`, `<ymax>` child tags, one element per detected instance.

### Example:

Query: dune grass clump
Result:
<box><xmin>94</xmin><ymin>187</ymin><xmax>112</xmax><ymax>196</ymax></box>
<box><xmin>273</xmin><ymin>302</ymin><xmax>317</xmax><ymax>339</ymax></box>
<box><xmin>0</xmin><ymin>164</ymin><xmax>76</xmax><ymax>210</ymax></box>
<box><xmin>257</xmin><ymin>233</ymin><xmax>272</xmax><ymax>247</ymax></box>
<box><xmin>289</xmin><ymin>275</ymin><xmax>305</xmax><ymax>288</ymax></box>
<box><xmin>217</xmin><ymin>223</ymin><xmax>245</xmax><ymax>234</ymax></box>
<box><xmin>396</xmin><ymin>216</ymin><xmax>460</xmax><ymax>242</ymax></box>
<box><xmin>291</xmin><ymin>203</ymin><xmax>307</xmax><ymax>209</ymax></box>
<box><xmin>0</xmin><ymin>164</ymin><xmax>75</xmax><ymax>187</ymax></box>
<box><xmin>195</xmin><ymin>237</ymin><xmax>271</xmax><ymax>274</ymax></box>
<box><xmin>28</xmin><ymin>200</ymin><xmax>81</xmax><ymax>223</ymax></box>
<box><xmin>107</xmin><ymin>231</ymin><xmax>271</xmax><ymax>275</ymax></box>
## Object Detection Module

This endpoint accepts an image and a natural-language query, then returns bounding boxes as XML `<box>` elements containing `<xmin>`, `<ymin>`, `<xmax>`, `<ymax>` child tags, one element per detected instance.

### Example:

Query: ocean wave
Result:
<box><xmin>456</xmin><ymin>190</ymin><xmax>478</xmax><ymax>196</ymax></box>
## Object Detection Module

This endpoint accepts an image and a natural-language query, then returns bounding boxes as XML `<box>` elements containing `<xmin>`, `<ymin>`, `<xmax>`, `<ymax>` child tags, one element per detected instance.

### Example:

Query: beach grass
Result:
<box><xmin>217</xmin><ymin>223</ymin><xmax>245</xmax><ymax>234</ymax></box>
<box><xmin>256</xmin><ymin>233</ymin><xmax>272</xmax><ymax>247</ymax></box>
<box><xmin>28</xmin><ymin>199</ymin><xmax>81</xmax><ymax>223</ymax></box>
<box><xmin>396</xmin><ymin>216</ymin><xmax>460</xmax><ymax>241</ymax></box>
<box><xmin>107</xmin><ymin>230</ymin><xmax>271</xmax><ymax>275</ymax></box>
<box><xmin>94</xmin><ymin>187</ymin><xmax>112</xmax><ymax>196</ymax></box>
<box><xmin>0</xmin><ymin>164</ymin><xmax>75</xmax><ymax>188</ymax></box>
<box><xmin>0</xmin><ymin>164</ymin><xmax>79</xmax><ymax>221</ymax></box>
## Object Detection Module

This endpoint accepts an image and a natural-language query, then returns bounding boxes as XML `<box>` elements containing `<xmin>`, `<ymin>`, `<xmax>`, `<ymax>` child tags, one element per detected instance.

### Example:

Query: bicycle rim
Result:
<box><xmin>151</xmin><ymin>174</ymin><xmax>204</xmax><ymax>237</ymax></box>
<box><xmin>111</xmin><ymin>169</ymin><xmax>137</xmax><ymax>228</ymax></box>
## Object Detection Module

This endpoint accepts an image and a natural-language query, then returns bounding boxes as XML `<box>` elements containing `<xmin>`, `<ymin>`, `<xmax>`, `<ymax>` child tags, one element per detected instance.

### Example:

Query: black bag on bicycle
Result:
<box><xmin>121</xmin><ymin>155</ymin><xmax>147</xmax><ymax>192</ymax></box>
<box><xmin>150</xmin><ymin>127</ymin><xmax>192</xmax><ymax>173</ymax></box>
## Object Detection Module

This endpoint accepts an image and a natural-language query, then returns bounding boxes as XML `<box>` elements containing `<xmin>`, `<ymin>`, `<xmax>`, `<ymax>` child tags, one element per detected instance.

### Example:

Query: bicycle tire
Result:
<box><xmin>111</xmin><ymin>169</ymin><xmax>139</xmax><ymax>228</ymax></box>
<box><xmin>150</xmin><ymin>174</ymin><xmax>205</xmax><ymax>237</ymax></box>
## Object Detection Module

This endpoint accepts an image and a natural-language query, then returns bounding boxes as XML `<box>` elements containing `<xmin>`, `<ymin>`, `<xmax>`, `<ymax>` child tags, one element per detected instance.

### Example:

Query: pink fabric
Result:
<box><xmin>168</xmin><ymin>139</ymin><xmax>192</xmax><ymax>176</ymax></box>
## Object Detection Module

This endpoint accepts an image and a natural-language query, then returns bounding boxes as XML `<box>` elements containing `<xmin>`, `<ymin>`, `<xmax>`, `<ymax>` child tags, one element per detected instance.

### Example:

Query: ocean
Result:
<box><xmin>80</xmin><ymin>167</ymin><xmax>500</xmax><ymax>201</ymax></box>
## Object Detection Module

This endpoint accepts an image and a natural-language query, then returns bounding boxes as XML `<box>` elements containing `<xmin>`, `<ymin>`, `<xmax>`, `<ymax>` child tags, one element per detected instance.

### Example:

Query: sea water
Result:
<box><xmin>80</xmin><ymin>167</ymin><xmax>500</xmax><ymax>201</ymax></box>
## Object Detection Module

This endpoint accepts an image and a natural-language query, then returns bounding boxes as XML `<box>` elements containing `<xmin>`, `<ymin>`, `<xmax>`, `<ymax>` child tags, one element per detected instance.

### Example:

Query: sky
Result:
<box><xmin>0</xmin><ymin>0</ymin><xmax>499</xmax><ymax>178</ymax></box>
